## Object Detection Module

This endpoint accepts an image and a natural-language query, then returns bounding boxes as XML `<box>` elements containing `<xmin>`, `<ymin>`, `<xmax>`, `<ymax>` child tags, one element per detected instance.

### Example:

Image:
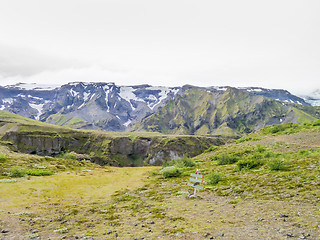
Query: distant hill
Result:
<box><xmin>0</xmin><ymin>82</ymin><xmax>311</xmax><ymax>132</ymax></box>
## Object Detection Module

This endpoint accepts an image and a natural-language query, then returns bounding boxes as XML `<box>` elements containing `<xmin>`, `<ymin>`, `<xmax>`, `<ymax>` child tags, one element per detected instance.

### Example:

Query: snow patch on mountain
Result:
<box><xmin>70</xmin><ymin>89</ymin><xmax>79</xmax><ymax>97</ymax></box>
<box><xmin>77</xmin><ymin>103</ymin><xmax>84</xmax><ymax>110</ymax></box>
<box><xmin>119</xmin><ymin>86</ymin><xmax>141</xmax><ymax>110</ymax></box>
<box><xmin>240</xmin><ymin>87</ymin><xmax>263</xmax><ymax>92</ymax></box>
<box><xmin>103</xmin><ymin>86</ymin><xmax>111</xmax><ymax>112</ymax></box>
<box><xmin>123</xmin><ymin>119</ymin><xmax>132</xmax><ymax>127</ymax></box>
<box><xmin>119</xmin><ymin>87</ymin><xmax>140</xmax><ymax>101</ymax></box>
<box><xmin>2</xmin><ymin>98</ymin><xmax>14</xmax><ymax>104</ymax></box>
<box><xmin>29</xmin><ymin>103</ymin><xmax>45</xmax><ymax>120</ymax></box>
<box><xmin>146</xmin><ymin>86</ymin><xmax>171</xmax><ymax>110</ymax></box>
<box><xmin>83</xmin><ymin>92</ymin><xmax>90</xmax><ymax>102</ymax></box>
<box><xmin>299</xmin><ymin>89</ymin><xmax>320</xmax><ymax>106</ymax></box>
<box><xmin>211</xmin><ymin>86</ymin><xmax>228</xmax><ymax>92</ymax></box>
<box><xmin>90</xmin><ymin>93</ymin><xmax>96</xmax><ymax>101</ymax></box>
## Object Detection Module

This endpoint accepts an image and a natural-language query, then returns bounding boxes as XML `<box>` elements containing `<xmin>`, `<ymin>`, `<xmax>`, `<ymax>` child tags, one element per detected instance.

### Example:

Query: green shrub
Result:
<box><xmin>297</xmin><ymin>149</ymin><xmax>309</xmax><ymax>157</ymax></box>
<box><xmin>309</xmin><ymin>149</ymin><xmax>320</xmax><ymax>158</ymax></box>
<box><xmin>213</xmin><ymin>153</ymin><xmax>239</xmax><ymax>165</ymax></box>
<box><xmin>250</xmin><ymin>152</ymin><xmax>263</xmax><ymax>160</ymax></box>
<box><xmin>174</xmin><ymin>157</ymin><xmax>196</xmax><ymax>168</ymax></box>
<box><xmin>9</xmin><ymin>168</ymin><xmax>26</xmax><ymax>178</ymax></box>
<box><xmin>261</xmin><ymin>123</ymin><xmax>300</xmax><ymax>135</ymax></box>
<box><xmin>268</xmin><ymin>159</ymin><xmax>290</xmax><ymax>171</ymax></box>
<box><xmin>0</xmin><ymin>154</ymin><xmax>8</xmax><ymax>163</ymax></box>
<box><xmin>9</xmin><ymin>168</ymin><xmax>54</xmax><ymax>177</ymax></box>
<box><xmin>58</xmin><ymin>152</ymin><xmax>77</xmax><ymax>160</ymax></box>
<box><xmin>165</xmin><ymin>157</ymin><xmax>196</xmax><ymax>168</ymax></box>
<box><xmin>204</xmin><ymin>146</ymin><xmax>219</xmax><ymax>153</ymax></box>
<box><xmin>236</xmin><ymin>158</ymin><xmax>263</xmax><ymax>170</ymax></box>
<box><xmin>296</xmin><ymin>148</ymin><xmax>320</xmax><ymax>158</ymax></box>
<box><xmin>312</xmin><ymin>120</ymin><xmax>320</xmax><ymax>126</ymax></box>
<box><xmin>161</xmin><ymin>166</ymin><xmax>182</xmax><ymax>178</ymax></box>
<box><xmin>25</xmin><ymin>169</ymin><xmax>54</xmax><ymax>176</ymax></box>
<box><xmin>207</xmin><ymin>172</ymin><xmax>223</xmax><ymax>185</ymax></box>
<box><xmin>255</xmin><ymin>144</ymin><xmax>266</xmax><ymax>153</ymax></box>
<box><xmin>263</xmin><ymin>151</ymin><xmax>272</xmax><ymax>158</ymax></box>
<box><xmin>235</xmin><ymin>137</ymin><xmax>261</xmax><ymax>143</ymax></box>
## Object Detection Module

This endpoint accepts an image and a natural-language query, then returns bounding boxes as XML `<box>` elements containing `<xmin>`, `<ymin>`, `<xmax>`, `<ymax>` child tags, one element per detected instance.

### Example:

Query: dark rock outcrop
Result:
<box><xmin>1</xmin><ymin>125</ymin><xmax>225</xmax><ymax>166</ymax></box>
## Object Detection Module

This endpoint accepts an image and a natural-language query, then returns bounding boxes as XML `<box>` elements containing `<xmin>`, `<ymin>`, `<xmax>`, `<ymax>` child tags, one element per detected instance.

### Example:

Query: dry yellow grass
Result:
<box><xmin>0</xmin><ymin>166</ymin><xmax>158</xmax><ymax>210</ymax></box>
<box><xmin>0</xmin><ymin>166</ymin><xmax>160</xmax><ymax>239</ymax></box>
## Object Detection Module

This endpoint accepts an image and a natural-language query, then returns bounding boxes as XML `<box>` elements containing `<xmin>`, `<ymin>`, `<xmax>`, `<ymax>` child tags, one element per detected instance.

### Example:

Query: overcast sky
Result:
<box><xmin>0</xmin><ymin>0</ymin><xmax>319</xmax><ymax>95</ymax></box>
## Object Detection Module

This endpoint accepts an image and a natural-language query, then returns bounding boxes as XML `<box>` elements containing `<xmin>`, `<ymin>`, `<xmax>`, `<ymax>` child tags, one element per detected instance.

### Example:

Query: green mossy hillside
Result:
<box><xmin>188</xmin><ymin>121</ymin><xmax>320</xmax><ymax>201</ymax></box>
<box><xmin>0</xmin><ymin>111</ymin><xmax>225</xmax><ymax>167</ymax></box>
<box><xmin>135</xmin><ymin>88</ymin><xmax>320</xmax><ymax>136</ymax></box>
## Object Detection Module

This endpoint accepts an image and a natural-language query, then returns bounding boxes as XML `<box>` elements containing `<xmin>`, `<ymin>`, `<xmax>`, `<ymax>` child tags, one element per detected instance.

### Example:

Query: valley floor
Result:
<box><xmin>1</xmin><ymin>166</ymin><xmax>319</xmax><ymax>240</ymax></box>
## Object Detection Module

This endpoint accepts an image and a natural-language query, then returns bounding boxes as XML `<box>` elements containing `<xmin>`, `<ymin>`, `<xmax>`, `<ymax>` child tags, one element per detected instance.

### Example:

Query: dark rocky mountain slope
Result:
<box><xmin>0</xmin><ymin>82</ymin><xmax>311</xmax><ymax>132</ymax></box>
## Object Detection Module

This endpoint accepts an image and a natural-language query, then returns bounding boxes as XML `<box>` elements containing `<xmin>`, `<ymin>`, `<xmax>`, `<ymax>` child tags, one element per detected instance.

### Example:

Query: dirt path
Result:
<box><xmin>258</xmin><ymin>130</ymin><xmax>320</xmax><ymax>149</ymax></box>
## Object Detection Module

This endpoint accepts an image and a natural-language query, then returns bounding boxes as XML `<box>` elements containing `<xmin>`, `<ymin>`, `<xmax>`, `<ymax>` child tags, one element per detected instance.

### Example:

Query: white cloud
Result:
<box><xmin>0</xmin><ymin>0</ymin><xmax>319</xmax><ymax>96</ymax></box>
<box><xmin>0</xmin><ymin>65</ymin><xmax>178</xmax><ymax>87</ymax></box>
<box><xmin>0</xmin><ymin>44</ymin><xmax>85</xmax><ymax>77</ymax></box>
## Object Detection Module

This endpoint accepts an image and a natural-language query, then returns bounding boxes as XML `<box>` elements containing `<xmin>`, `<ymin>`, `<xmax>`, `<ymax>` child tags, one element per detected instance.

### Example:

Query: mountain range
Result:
<box><xmin>0</xmin><ymin>82</ymin><xmax>319</xmax><ymax>136</ymax></box>
<box><xmin>300</xmin><ymin>89</ymin><xmax>320</xmax><ymax>106</ymax></box>
<box><xmin>135</xmin><ymin>87</ymin><xmax>320</xmax><ymax>136</ymax></box>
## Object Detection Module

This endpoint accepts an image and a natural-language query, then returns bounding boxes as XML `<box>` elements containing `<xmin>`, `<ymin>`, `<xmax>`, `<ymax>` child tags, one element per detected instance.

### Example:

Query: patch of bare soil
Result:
<box><xmin>0</xmin><ymin>211</ymin><xmax>30</xmax><ymax>240</ymax></box>
<box><xmin>257</xmin><ymin>130</ymin><xmax>320</xmax><ymax>150</ymax></box>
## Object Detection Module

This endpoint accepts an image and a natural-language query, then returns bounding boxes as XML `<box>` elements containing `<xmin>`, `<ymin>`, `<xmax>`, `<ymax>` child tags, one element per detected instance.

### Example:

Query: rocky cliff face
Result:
<box><xmin>0</xmin><ymin>119</ymin><xmax>225</xmax><ymax>166</ymax></box>
<box><xmin>0</xmin><ymin>82</ymin><xmax>310</xmax><ymax>132</ymax></box>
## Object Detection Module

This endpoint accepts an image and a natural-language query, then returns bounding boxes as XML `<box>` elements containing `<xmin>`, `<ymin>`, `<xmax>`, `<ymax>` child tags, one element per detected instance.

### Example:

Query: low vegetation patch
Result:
<box><xmin>212</xmin><ymin>153</ymin><xmax>239</xmax><ymax>165</ymax></box>
<box><xmin>8</xmin><ymin>167</ymin><xmax>54</xmax><ymax>177</ymax></box>
<box><xmin>236</xmin><ymin>158</ymin><xmax>263</xmax><ymax>170</ymax></box>
<box><xmin>57</xmin><ymin>152</ymin><xmax>77</xmax><ymax>160</ymax></box>
<box><xmin>268</xmin><ymin>159</ymin><xmax>290</xmax><ymax>171</ymax></box>
<box><xmin>0</xmin><ymin>153</ymin><xmax>8</xmax><ymax>163</ymax></box>
<box><xmin>9</xmin><ymin>167</ymin><xmax>26</xmax><ymax>178</ymax></box>
<box><xmin>206</xmin><ymin>172</ymin><xmax>223</xmax><ymax>185</ymax></box>
<box><xmin>0</xmin><ymin>149</ymin><xmax>96</xmax><ymax>179</ymax></box>
<box><xmin>161</xmin><ymin>156</ymin><xmax>197</xmax><ymax>178</ymax></box>
<box><xmin>261</xmin><ymin>123</ymin><xmax>300</xmax><ymax>135</ymax></box>
<box><xmin>161</xmin><ymin>166</ymin><xmax>182</xmax><ymax>178</ymax></box>
<box><xmin>171</xmin><ymin>157</ymin><xmax>196</xmax><ymax>168</ymax></box>
<box><xmin>261</xmin><ymin>120</ymin><xmax>320</xmax><ymax>135</ymax></box>
<box><xmin>25</xmin><ymin>169</ymin><xmax>54</xmax><ymax>176</ymax></box>
<box><xmin>235</xmin><ymin>136</ymin><xmax>261</xmax><ymax>143</ymax></box>
<box><xmin>204</xmin><ymin>146</ymin><xmax>219</xmax><ymax>153</ymax></box>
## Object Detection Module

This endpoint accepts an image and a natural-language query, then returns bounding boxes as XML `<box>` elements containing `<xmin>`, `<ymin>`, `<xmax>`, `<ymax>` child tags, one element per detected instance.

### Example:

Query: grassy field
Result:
<box><xmin>0</xmin><ymin>122</ymin><xmax>320</xmax><ymax>239</ymax></box>
<box><xmin>0</xmin><ymin>166</ymin><xmax>158</xmax><ymax>239</ymax></box>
